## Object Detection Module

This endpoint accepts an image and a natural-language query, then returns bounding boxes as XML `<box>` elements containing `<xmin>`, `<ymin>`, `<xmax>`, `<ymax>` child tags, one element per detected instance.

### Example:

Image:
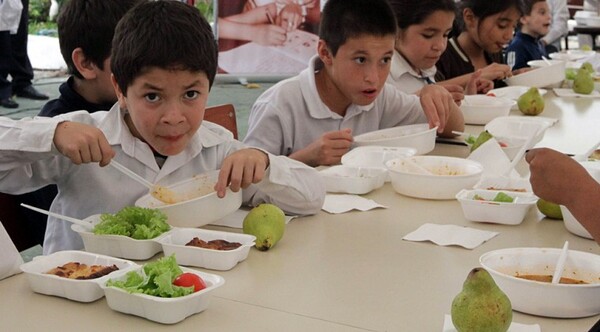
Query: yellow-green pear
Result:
<box><xmin>243</xmin><ymin>203</ymin><xmax>285</xmax><ymax>251</ymax></box>
<box><xmin>469</xmin><ymin>131</ymin><xmax>493</xmax><ymax>152</ymax></box>
<box><xmin>580</xmin><ymin>62</ymin><xmax>595</xmax><ymax>75</ymax></box>
<box><xmin>517</xmin><ymin>87</ymin><xmax>545</xmax><ymax>116</ymax></box>
<box><xmin>451</xmin><ymin>268</ymin><xmax>512</xmax><ymax>332</ymax></box>
<box><xmin>573</xmin><ymin>68</ymin><xmax>594</xmax><ymax>95</ymax></box>
<box><xmin>536</xmin><ymin>198</ymin><xmax>563</xmax><ymax>220</ymax></box>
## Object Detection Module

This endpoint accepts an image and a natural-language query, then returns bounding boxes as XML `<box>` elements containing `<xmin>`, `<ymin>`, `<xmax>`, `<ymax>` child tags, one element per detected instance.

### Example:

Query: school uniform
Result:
<box><xmin>386</xmin><ymin>50</ymin><xmax>437</xmax><ymax>94</ymax></box>
<box><xmin>0</xmin><ymin>106</ymin><xmax>325</xmax><ymax>254</ymax></box>
<box><xmin>506</xmin><ymin>31</ymin><xmax>548</xmax><ymax>70</ymax></box>
<box><xmin>39</xmin><ymin>76</ymin><xmax>114</xmax><ymax>117</ymax></box>
<box><xmin>243</xmin><ymin>55</ymin><xmax>427</xmax><ymax>157</ymax></box>
<box><xmin>435</xmin><ymin>37</ymin><xmax>506</xmax><ymax>87</ymax></box>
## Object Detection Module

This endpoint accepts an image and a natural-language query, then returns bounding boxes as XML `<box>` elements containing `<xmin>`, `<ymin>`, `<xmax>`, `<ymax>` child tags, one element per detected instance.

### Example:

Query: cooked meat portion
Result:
<box><xmin>185</xmin><ymin>237</ymin><xmax>242</xmax><ymax>250</ymax></box>
<box><xmin>46</xmin><ymin>262</ymin><xmax>119</xmax><ymax>280</ymax></box>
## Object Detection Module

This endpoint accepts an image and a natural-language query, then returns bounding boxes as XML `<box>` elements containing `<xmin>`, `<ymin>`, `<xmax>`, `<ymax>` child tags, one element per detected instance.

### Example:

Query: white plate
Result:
<box><xmin>487</xmin><ymin>86</ymin><xmax>548</xmax><ymax>100</ymax></box>
<box><xmin>19</xmin><ymin>250</ymin><xmax>137</xmax><ymax>302</ymax></box>
<box><xmin>549</xmin><ymin>50</ymin><xmax>596</xmax><ymax>61</ymax></box>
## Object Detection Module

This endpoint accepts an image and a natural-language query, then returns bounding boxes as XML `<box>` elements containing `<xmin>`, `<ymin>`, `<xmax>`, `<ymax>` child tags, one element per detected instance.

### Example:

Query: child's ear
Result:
<box><xmin>72</xmin><ymin>48</ymin><xmax>100</xmax><ymax>80</ymax></box>
<box><xmin>462</xmin><ymin>8</ymin><xmax>476</xmax><ymax>30</ymax></box>
<box><xmin>317</xmin><ymin>40</ymin><xmax>333</xmax><ymax>66</ymax></box>
<box><xmin>110</xmin><ymin>74</ymin><xmax>127</xmax><ymax>109</ymax></box>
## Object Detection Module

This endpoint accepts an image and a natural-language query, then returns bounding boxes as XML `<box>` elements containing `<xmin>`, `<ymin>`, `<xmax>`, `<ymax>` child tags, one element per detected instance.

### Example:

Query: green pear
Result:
<box><xmin>469</xmin><ymin>130</ymin><xmax>493</xmax><ymax>152</ymax></box>
<box><xmin>580</xmin><ymin>62</ymin><xmax>595</xmax><ymax>75</ymax></box>
<box><xmin>243</xmin><ymin>203</ymin><xmax>285</xmax><ymax>251</ymax></box>
<box><xmin>573</xmin><ymin>68</ymin><xmax>594</xmax><ymax>95</ymax></box>
<box><xmin>536</xmin><ymin>198</ymin><xmax>563</xmax><ymax>220</ymax></box>
<box><xmin>517</xmin><ymin>87</ymin><xmax>545</xmax><ymax>116</ymax></box>
<box><xmin>451</xmin><ymin>268</ymin><xmax>512</xmax><ymax>332</ymax></box>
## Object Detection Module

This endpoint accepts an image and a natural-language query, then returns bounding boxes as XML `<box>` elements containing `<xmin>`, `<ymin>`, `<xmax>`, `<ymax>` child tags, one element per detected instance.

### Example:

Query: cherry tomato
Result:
<box><xmin>173</xmin><ymin>272</ymin><xmax>206</xmax><ymax>292</ymax></box>
<box><xmin>499</xmin><ymin>142</ymin><xmax>508</xmax><ymax>148</ymax></box>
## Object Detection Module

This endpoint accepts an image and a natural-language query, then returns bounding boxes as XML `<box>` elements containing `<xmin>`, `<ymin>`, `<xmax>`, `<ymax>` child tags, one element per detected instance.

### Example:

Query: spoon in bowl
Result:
<box><xmin>401</xmin><ymin>158</ymin><xmax>434</xmax><ymax>175</ymax></box>
<box><xmin>552</xmin><ymin>241</ymin><xmax>570</xmax><ymax>284</ymax></box>
<box><xmin>20</xmin><ymin>203</ymin><xmax>94</xmax><ymax>231</ymax></box>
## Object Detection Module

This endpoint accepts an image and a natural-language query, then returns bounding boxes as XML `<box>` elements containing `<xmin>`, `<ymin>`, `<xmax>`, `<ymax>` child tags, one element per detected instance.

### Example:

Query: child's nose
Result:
<box><xmin>162</xmin><ymin>104</ymin><xmax>185</xmax><ymax>124</ymax></box>
<box><xmin>363</xmin><ymin>64</ymin><xmax>380</xmax><ymax>83</ymax></box>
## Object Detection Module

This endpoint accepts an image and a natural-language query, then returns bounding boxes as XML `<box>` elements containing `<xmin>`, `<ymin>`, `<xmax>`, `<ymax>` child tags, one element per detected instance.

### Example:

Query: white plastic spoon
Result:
<box><xmin>20</xmin><ymin>203</ymin><xmax>94</xmax><ymax>230</ymax></box>
<box><xmin>402</xmin><ymin>157</ymin><xmax>434</xmax><ymax>175</ymax></box>
<box><xmin>502</xmin><ymin>133</ymin><xmax>536</xmax><ymax>177</ymax></box>
<box><xmin>552</xmin><ymin>241</ymin><xmax>569</xmax><ymax>284</ymax></box>
<box><xmin>541</xmin><ymin>55</ymin><xmax>552</xmax><ymax>66</ymax></box>
<box><xmin>108</xmin><ymin>160</ymin><xmax>183</xmax><ymax>204</ymax></box>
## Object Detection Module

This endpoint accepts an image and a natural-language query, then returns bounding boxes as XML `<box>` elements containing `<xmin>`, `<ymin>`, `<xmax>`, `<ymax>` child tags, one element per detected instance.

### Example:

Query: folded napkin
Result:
<box><xmin>0</xmin><ymin>221</ymin><xmax>23</xmax><ymax>280</ymax></box>
<box><xmin>443</xmin><ymin>314</ymin><xmax>541</xmax><ymax>332</ymax></box>
<box><xmin>403</xmin><ymin>223</ymin><xmax>498</xmax><ymax>249</ymax></box>
<box><xmin>468</xmin><ymin>138</ymin><xmax>522</xmax><ymax>178</ymax></box>
<box><xmin>322</xmin><ymin>194</ymin><xmax>387</xmax><ymax>214</ymax></box>
<box><xmin>210</xmin><ymin>208</ymin><xmax>295</xmax><ymax>228</ymax></box>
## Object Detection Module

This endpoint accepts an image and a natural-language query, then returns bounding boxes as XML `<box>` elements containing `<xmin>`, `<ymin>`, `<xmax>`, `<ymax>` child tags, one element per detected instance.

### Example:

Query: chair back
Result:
<box><xmin>204</xmin><ymin>104</ymin><xmax>238</xmax><ymax>139</ymax></box>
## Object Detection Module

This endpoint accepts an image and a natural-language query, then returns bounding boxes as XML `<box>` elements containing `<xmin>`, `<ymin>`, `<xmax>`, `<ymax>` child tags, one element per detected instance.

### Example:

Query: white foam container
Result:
<box><xmin>460</xmin><ymin>95</ymin><xmax>515</xmax><ymax>125</ymax></box>
<box><xmin>101</xmin><ymin>266</ymin><xmax>225</xmax><ymax>324</ymax></box>
<box><xmin>157</xmin><ymin>228</ymin><xmax>255</xmax><ymax>271</ymax></box>
<box><xmin>353</xmin><ymin>123</ymin><xmax>437</xmax><ymax>155</ymax></box>
<box><xmin>19</xmin><ymin>250</ymin><xmax>137</xmax><ymax>302</ymax></box>
<box><xmin>319</xmin><ymin>165</ymin><xmax>386</xmax><ymax>194</ymax></box>
<box><xmin>505</xmin><ymin>60</ymin><xmax>565</xmax><ymax>88</ymax></box>
<box><xmin>485</xmin><ymin>116</ymin><xmax>555</xmax><ymax>149</ymax></box>
<box><xmin>456</xmin><ymin>189</ymin><xmax>537</xmax><ymax>225</ymax></box>
<box><xmin>71</xmin><ymin>214</ymin><xmax>167</xmax><ymax>260</ymax></box>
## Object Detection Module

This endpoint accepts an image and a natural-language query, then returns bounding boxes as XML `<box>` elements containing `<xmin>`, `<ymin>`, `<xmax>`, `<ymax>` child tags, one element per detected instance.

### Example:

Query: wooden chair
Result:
<box><xmin>204</xmin><ymin>104</ymin><xmax>239</xmax><ymax>139</ymax></box>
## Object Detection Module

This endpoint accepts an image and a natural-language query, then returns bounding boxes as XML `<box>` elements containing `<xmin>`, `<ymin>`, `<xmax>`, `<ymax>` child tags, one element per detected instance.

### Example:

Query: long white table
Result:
<box><xmin>2</xmin><ymin>92</ymin><xmax>600</xmax><ymax>331</ymax></box>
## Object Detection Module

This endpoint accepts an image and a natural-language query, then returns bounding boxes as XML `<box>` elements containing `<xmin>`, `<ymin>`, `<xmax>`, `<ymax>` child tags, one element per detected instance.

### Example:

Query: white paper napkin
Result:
<box><xmin>442</xmin><ymin>314</ymin><xmax>541</xmax><ymax>332</ymax></box>
<box><xmin>553</xmin><ymin>88</ymin><xmax>600</xmax><ymax>98</ymax></box>
<box><xmin>210</xmin><ymin>208</ymin><xmax>295</xmax><ymax>228</ymax></box>
<box><xmin>403</xmin><ymin>223</ymin><xmax>498</xmax><ymax>249</ymax></box>
<box><xmin>322</xmin><ymin>194</ymin><xmax>387</xmax><ymax>214</ymax></box>
<box><xmin>0</xmin><ymin>221</ymin><xmax>23</xmax><ymax>280</ymax></box>
<box><xmin>468</xmin><ymin>138</ymin><xmax>522</xmax><ymax>178</ymax></box>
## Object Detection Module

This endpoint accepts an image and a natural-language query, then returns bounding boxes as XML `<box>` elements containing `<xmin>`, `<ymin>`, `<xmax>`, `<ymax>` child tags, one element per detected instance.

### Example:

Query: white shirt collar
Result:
<box><xmin>390</xmin><ymin>50</ymin><xmax>437</xmax><ymax>81</ymax></box>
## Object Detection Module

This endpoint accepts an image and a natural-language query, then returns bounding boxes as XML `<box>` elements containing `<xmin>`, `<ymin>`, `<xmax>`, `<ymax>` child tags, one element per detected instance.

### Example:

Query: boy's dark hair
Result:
<box><xmin>389</xmin><ymin>0</ymin><xmax>456</xmax><ymax>30</ymax></box>
<box><xmin>453</xmin><ymin>0</ymin><xmax>525</xmax><ymax>34</ymax></box>
<box><xmin>111</xmin><ymin>0</ymin><xmax>218</xmax><ymax>94</ymax></box>
<box><xmin>57</xmin><ymin>0</ymin><xmax>141</xmax><ymax>79</ymax></box>
<box><xmin>522</xmin><ymin>0</ymin><xmax>546</xmax><ymax>15</ymax></box>
<box><xmin>319</xmin><ymin>0</ymin><xmax>397</xmax><ymax>56</ymax></box>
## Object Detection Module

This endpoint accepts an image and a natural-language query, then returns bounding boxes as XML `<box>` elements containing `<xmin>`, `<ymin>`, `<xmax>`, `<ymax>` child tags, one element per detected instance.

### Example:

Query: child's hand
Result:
<box><xmin>276</xmin><ymin>4</ymin><xmax>302</xmax><ymax>32</ymax></box>
<box><xmin>465</xmin><ymin>70</ymin><xmax>494</xmax><ymax>95</ymax></box>
<box><xmin>252</xmin><ymin>24</ymin><xmax>287</xmax><ymax>46</ymax></box>
<box><xmin>418</xmin><ymin>85</ymin><xmax>454</xmax><ymax>133</ymax></box>
<box><xmin>438</xmin><ymin>83</ymin><xmax>464</xmax><ymax>105</ymax></box>
<box><xmin>289</xmin><ymin>129</ymin><xmax>353</xmax><ymax>167</ymax></box>
<box><xmin>215</xmin><ymin>148</ymin><xmax>270</xmax><ymax>198</ymax></box>
<box><xmin>480</xmin><ymin>63</ymin><xmax>512</xmax><ymax>81</ymax></box>
<box><xmin>53</xmin><ymin>121</ymin><xmax>115</xmax><ymax>167</ymax></box>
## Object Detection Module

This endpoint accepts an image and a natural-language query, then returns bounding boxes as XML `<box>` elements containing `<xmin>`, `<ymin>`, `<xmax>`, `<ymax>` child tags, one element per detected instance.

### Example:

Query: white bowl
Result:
<box><xmin>157</xmin><ymin>228</ymin><xmax>255</xmax><ymax>271</ymax></box>
<box><xmin>560</xmin><ymin>161</ymin><xmax>600</xmax><ymax>239</ymax></box>
<box><xmin>385</xmin><ymin>156</ymin><xmax>483</xmax><ymax>200</ymax></box>
<box><xmin>460</xmin><ymin>95</ymin><xmax>515</xmax><ymax>125</ymax></box>
<box><xmin>527</xmin><ymin>59</ymin><xmax>565</xmax><ymax>69</ymax></box>
<box><xmin>102</xmin><ymin>266</ymin><xmax>225</xmax><ymax>324</ymax></box>
<box><xmin>319</xmin><ymin>165</ymin><xmax>386</xmax><ymax>194</ymax></box>
<box><xmin>72</xmin><ymin>214</ymin><xmax>167</xmax><ymax>260</ymax></box>
<box><xmin>473</xmin><ymin>175</ymin><xmax>533</xmax><ymax>192</ymax></box>
<box><xmin>485</xmin><ymin>116</ymin><xmax>554</xmax><ymax>149</ymax></box>
<box><xmin>353</xmin><ymin>123</ymin><xmax>437</xmax><ymax>155</ymax></box>
<box><xmin>466</xmin><ymin>134</ymin><xmax>527</xmax><ymax>161</ymax></box>
<box><xmin>19</xmin><ymin>250</ymin><xmax>137</xmax><ymax>302</ymax></box>
<box><xmin>480</xmin><ymin>247</ymin><xmax>600</xmax><ymax>318</ymax></box>
<box><xmin>456</xmin><ymin>189</ymin><xmax>537</xmax><ymax>225</ymax></box>
<box><xmin>505</xmin><ymin>61</ymin><xmax>565</xmax><ymax>88</ymax></box>
<box><xmin>549</xmin><ymin>50</ymin><xmax>596</xmax><ymax>61</ymax></box>
<box><xmin>135</xmin><ymin>170</ymin><xmax>243</xmax><ymax>228</ymax></box>
<box><xmin>487</xmin><ymin>86</ymin><xmax>547</xmax><ymax>100</ymax></box>
<box><xmin>341</xmin><ymin>146</ymin><xmax>417</xmax><ymax>169</ymax></box>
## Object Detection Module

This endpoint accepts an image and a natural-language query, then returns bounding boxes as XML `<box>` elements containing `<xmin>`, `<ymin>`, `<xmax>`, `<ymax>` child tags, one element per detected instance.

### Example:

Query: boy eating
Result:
<box><xmin>243</xmin><ymin>0</ymin><xmax>464</xmax><ymax>167</ymax></box>
<box><xmin>0</xmin><ymin>0</ymin><xmax>325</xmax><ymax>254</ymax></box>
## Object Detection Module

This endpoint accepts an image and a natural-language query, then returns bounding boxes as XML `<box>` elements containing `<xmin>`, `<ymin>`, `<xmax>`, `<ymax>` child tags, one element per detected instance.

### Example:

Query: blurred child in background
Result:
<box><xmin>506</xmin><ymin>0</ymin><xmax>551</xmax><ymax>70</ymax></box>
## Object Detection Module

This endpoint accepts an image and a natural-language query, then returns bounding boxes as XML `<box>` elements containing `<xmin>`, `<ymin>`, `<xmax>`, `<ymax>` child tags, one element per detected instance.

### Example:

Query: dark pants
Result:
<box><xmin>0</xmin><ymin>0</ymin><xmax>34</xmax><ymax>99</ymax></box>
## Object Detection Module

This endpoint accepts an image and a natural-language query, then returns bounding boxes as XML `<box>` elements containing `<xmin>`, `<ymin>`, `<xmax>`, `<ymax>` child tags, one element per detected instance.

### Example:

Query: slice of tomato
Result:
<box><xmin>173</xmin><ymin>272</ymin><xmax>207</xmax><ymax>292</ymax></box>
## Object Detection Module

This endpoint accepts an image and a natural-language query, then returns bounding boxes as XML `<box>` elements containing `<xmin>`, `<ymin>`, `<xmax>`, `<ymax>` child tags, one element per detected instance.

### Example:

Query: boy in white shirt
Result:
<box><xmin>0</xmin><ymin>0</ymin><xmax>325</xmax><ymax>254</ymax></box>
<box><xmin>244</xmin><ymin>0</ymin><xmax>464</xmax><ymax>167</ymax></box>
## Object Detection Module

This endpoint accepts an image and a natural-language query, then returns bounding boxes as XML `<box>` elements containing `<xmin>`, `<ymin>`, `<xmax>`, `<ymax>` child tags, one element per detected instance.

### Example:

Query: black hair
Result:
<box><xmin>522</xmin><ymin>0</ymin><xmax>546</xmax><ymax>15</ymax></box>
<box><xmin>111</xmin><ymin>0</ymin><xmax>218</xmax><ymax>95</ymax></box>
<box><xmin>319</xmin><ymin>0</ymin><xmax>397</xmax><ymax>56</ymax></box>
<box><xmin>453</xmin><ymin>0</ymin><xmax>525</xmax><ymax>34</ymax></box>
<box><xmin>57</xmin><ymin>0</ymin><xmax>142</xmax><ymax>79</ymax></box>
<box><xmin>388</xmin><ymin>0</ymin><xmax>456</xmax><ymax>30</ymax></box>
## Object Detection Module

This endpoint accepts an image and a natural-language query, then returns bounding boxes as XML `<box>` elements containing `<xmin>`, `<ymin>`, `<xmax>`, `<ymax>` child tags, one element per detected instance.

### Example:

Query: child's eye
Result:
<box><xmin>145</xmin><ymin>93</ymin><xmax>160</xmax><ymax>102</ymax></box>
<box><xmin>354</xmin><ymin>57</ymin><xmax>366</xmax><ymax>64</ymax></box>
<box><xmin>184</xmin><ymin>91</ymin><xmax>199</xmax><ymax>99</ymax></box>
<box><xmin>421</xmin><ymin>33</ymin><xmax>434</xmax><ymax>39</ymax></box>
<box><xmin>381</xmin><ymin>56</ymin><xmax>392</xmax><ymax>65</ymax></box>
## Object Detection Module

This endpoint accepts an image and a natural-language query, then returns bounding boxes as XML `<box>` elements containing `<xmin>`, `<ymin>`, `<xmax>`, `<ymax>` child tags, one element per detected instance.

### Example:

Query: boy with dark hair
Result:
<box><xmin>0</xmin><ymin>0</ymin><xmax>325</xmax><ymax>254</ymax></box>
<box><xmin>243</xmin><ymin>0</ymin><xmax>464</xmax><ymax>167</ymax></box>
<box><xmin>506</xmin><ymin>0</ymin><xmax>551</xmax><ymax>70</ymax></box>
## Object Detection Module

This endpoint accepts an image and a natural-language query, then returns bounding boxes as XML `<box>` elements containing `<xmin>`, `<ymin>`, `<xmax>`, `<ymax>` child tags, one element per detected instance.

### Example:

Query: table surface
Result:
<box><xmin>2</xmin><ymin>91</ymin><xmax>600</xmax><ymax>331</ymax></box>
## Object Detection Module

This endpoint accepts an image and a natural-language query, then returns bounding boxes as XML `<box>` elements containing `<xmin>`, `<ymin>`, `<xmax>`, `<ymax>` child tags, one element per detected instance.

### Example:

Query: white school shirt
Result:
<box><xmin>243</xmin><ymin>55</ymin><xmax>428</xmax><ymax>156</ymax></box>
<box><xmin>0</xmin><ymin>105</ymin><xmax>325</xmax><ymax>254</ymax></box>
<box><xmin>386</xmin><ymin>51</ymin><xmax>438</xmax><ymax>94</ymax></box>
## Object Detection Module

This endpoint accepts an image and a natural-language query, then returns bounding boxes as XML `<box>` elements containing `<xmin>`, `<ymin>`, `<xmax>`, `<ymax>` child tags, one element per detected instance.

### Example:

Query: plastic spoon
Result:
<box><xmin>502</xmin><ymin>133</ymin><xmax>536</xmax><ymax>177</ymax></box>
<box><xmin>20</xmin><ymin>203</ymin><xmax>94</xmax><ymax>230</ymax></box>
<box><xmin>552</xmin><ymin>241</ymin><xmax>570</xmax><ymax>284</ymax></box>
<box><xmin>108</xmin><ymin>160</ymin><xmax>182</xmax><ymax>204</ymax></box>
<box><xmin>402</xmin><ymin>158</ymin><xmax>434</xmax><ymax>175</ymax></box>
<box><xmin>541</xmin><ymin>55</ymin><xmax>552</xmax><ymax>66</ymax></box>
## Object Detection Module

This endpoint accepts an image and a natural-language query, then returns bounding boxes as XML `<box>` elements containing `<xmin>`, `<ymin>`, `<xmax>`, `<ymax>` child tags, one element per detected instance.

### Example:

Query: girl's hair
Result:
<box><xmin>453</xmin><ymin>0</ymin><xmax>525</xmax><ymax>34</ymax></box>
<box><xmin>388</xmin><ymin>0</ymin><xmax>456</xmax><ymax>30</ymax></box>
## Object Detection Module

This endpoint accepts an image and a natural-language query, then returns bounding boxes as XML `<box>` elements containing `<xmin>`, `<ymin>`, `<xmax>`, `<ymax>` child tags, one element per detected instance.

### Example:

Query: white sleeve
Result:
<box><xmin>243</xmin><ymin>101</ymin><xmax>288</xmax><ymax>155</ymax></box>
<box><xmin>543</xmin><ymin>0</ymin><xmax>569</xmax><ymax>46</ymax></box>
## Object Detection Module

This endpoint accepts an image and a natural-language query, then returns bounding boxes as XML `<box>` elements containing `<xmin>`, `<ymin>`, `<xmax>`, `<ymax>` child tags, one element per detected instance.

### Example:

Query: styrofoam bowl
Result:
<box><xmin>102</xmin><ymin>266</ymin><xmax>225</xmax><ymax>324</ymax></box>
<box><xmin>157</xmin><ymin>228</ymin><xmax>255</xmax><ymax>271</ymax></box>
<box><xmin>319</xmin><ymin>165</ymin><xmax>386</xmax><ymax>194</ymax></box>
<box><xmin>466</xmin><ymin>134</ymin><xmax>528</xmax><ymax>161</ymax></box>
<box><xmin>505</xmin><ymin>61</ymin><xmax>565</xmax><ymax>88</ymax></box>
<box><xmin>135</xmin><ymin>170</ymin><xmax>242</xmax><ymax>228</ymax></box>
<box><xmin>487</xmin><ymin>86</ymin><xmax>547</xmax><ymax>100</ymax></box>
<box><xmin>473</xmin><ymin>175</ymin><xmax>533</xmax><ymax>193</ymax></box>
<box><xmin>460</xmin><ymin>95</ymin><xmax>515</xmax><ymax>125</ymax></box>
<box><xmin>527</xmin><ymin>59</ymin><xmax>565</xmax><ymax>69</ymax></box>
<box><xmin>353</xmin><ymin>123</ymin><xmax>437</xmax><ymax>155</ymax></box>
<box><xmin>19</xmin><ymin>250</ymin><xmax>137</xmax><ymax>302</ymax></box>
<box><xmin>385</xmin><ymin>156</ymin><xmax>483</xmax><ymax>200</ymax></box>
<box><xmin>72</xmin><ymin>214</ymin><xmax>167</xmax><ymax>260</ymax></box>
<box><xmin>549</xmin><ymin>49</ymin><xmax>596</xmax><ymax>61</ymax></box>
<box><xmin>560</xmin><ymin>161</ymin><xmax>600</xmax><ymax>239</ymax></box>
<box><xmin>341</xmin><ymin>146</ymin><xmax>417</xmax><ymax>169</ymax></box>
<box><xmin>456</xmin><ymin>189</ymin><xmax>536</xmax><ymax>225</ymax></box>
<box><xmin>485</xmin><ymin>116</ymin><xmax>554</xmax><ymax>149</ymax></box>
<box><xmin>480</xmin><ymin>247</ymin><xmax>600</xmax><ymax>318</ymax></box>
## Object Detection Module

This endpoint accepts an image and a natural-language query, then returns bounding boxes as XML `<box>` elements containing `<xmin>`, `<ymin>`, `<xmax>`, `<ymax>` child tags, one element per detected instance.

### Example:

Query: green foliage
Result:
<box><xmin>195</xmin><ymin>0</ymin><xmax>214</xmax><ymax>22</ymax></box>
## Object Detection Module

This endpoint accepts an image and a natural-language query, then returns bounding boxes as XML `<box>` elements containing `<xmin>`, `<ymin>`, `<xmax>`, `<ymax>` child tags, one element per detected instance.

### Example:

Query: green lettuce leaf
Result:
<box><xmin>93</xmin><ymin>206</ymin><xmax>170</xmax><ymax>239</ymax></box>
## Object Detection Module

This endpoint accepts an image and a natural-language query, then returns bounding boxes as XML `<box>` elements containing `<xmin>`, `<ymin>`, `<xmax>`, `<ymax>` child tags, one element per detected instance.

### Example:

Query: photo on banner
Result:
<box><xmin>216</xmin><ymin>0</ymin><xmax>322</xmax><ymax>77</ymax></box>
